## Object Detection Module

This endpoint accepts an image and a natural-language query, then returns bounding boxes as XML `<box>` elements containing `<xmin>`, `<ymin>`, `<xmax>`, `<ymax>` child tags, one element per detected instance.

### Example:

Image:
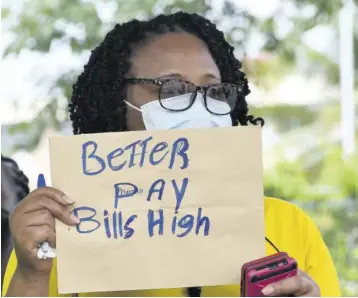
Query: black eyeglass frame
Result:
<box><xmin>125</xmin><ymin>77</ymin><xmax>245</xmax><ymax>116</ymax></box>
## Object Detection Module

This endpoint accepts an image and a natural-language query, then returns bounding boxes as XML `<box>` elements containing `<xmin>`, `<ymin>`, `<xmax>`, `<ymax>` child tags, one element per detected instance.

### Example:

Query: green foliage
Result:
<box><xmin>264</xmin><ymin>160</ymin><xmax>308</xmax><ymax>201</ymax></box>
<box><xmin>4</xmin><ymin>0</ymin><xmax>102</xmax><ymax>55</ymax></box>
<box><xmin>294</xmin><ymin>0</ymin><xmax>343</xmax><ymax>20</ymax></box>
<box><xmin>1</xmin><ymin>7</ymin><xmax>10</xmax><ymax>19</ymax></box>
<box><xmin>264</xmin><ymin>147</ymin><xmax>358</xmax><ymax>296</ymax></box>
<box><xmin>306</xmin><ymin>49</ymin><xmax>340</xmax><ymax>85</ymax></box>
<box><xmin>162</xmin><ymin>0</ymin><xmax>211</xmax><ymax>15</ymax></box>
<box><xmin>243</xmin><ymin>55</ymin><xmax>295</xmax><ymax>90</ymax></box>
<box><xmin>252</xmin><ymin>105</ymin><xmax>317</xmax><ymax>133</ymax></box>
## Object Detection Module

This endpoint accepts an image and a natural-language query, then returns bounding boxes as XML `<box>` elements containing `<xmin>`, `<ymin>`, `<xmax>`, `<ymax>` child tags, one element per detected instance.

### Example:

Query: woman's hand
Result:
<box><xmin>9</xmin><ymin>186</ymin><xmax>80</xmax><ymax>277</ymax></box>
<box><xmin>262</xmin><ymin>270</ymin><xmax>320</xmax><ymax>297</ymax></box>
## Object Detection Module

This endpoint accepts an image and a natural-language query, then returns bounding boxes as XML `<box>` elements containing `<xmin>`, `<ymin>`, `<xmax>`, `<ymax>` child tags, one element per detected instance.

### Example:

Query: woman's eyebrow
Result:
<box><xmin>155</xmin><ymin>72</ymin><xmax>183</xmax><ymax>80</ymax></box>
<box><xmin>155</xmin><ymin>72</ymin><xmax>221</xmax><ymax>81</ymax></box>
<box><xmin>203</xmin><ymin>73</ymin><xmax>221</xmax><ymax>81</ymax></box>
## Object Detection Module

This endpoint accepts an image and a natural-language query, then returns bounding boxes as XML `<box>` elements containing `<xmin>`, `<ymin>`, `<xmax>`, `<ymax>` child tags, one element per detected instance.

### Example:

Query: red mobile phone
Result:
<box><xmin>240</xmin><ymin>252</ymin><xmax>288</xmax><ymax>295</ymax></box>
<box><xmin>240</xmin><ymin>253</ymin><xmax>297</xmax><ymax>297</ymax></box>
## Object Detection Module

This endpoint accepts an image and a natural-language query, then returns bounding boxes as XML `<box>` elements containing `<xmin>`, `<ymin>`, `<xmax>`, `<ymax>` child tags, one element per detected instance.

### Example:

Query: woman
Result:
<box><xmin>3</xmin><ymin>12</ymin><xmax>340</xmax><ymax>297</ymax></box>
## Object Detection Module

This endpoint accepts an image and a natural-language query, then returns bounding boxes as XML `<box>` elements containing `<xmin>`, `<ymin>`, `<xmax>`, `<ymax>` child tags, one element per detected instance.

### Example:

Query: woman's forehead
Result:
<box><xmin>129</xmin><ymin>32</ymin><xmax>221</xmax><ymax>81</ymax></box>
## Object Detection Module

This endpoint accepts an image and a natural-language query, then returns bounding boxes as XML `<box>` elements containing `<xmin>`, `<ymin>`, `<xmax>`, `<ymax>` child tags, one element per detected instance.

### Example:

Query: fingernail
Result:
<box><xmin>70</xmin><ymin>214</ymin><xmax>80</xmax><ymax>224</ymax></box>
<box><xmin>62</xmin><ymin>195</ymin><xmax>74</xmax><ymax>204</ymax></box>
<box><xmin>262</xmin><ymin>286</ymin><xmax>275</xmax><ymax>296</ymax></box>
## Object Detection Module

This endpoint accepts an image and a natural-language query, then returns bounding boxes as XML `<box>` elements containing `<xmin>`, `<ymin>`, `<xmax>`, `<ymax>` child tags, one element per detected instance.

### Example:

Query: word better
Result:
<box><xmin>82</xmin><ymin>136</ymin><xmax>189</xmax><ymax>176</ymax></box>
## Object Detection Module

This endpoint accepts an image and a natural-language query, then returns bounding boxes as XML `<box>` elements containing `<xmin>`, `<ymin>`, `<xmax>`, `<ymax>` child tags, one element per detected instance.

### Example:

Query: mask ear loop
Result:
<box><xmin>124</xmin><ymin>100</ymin><xmax>141</xmax><ymax>112</ymax></box>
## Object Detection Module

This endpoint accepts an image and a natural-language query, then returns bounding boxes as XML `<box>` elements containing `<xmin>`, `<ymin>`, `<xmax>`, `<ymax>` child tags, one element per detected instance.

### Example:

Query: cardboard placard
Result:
<box><xmin>49</xmin><ymin>126</ymin><xmax>265</xmax><ymax>294</ymax></box>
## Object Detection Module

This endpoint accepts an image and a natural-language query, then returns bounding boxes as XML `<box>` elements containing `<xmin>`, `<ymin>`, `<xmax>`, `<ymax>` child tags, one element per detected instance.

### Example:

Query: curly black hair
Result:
<box><xmin>69</xmin><ymin>12</ymin><xmax>263</xmax><ymax>135</ymax></box>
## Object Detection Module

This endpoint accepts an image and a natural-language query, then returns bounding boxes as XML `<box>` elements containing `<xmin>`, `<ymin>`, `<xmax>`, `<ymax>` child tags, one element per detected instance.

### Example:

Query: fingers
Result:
<box><xmin>12</xmin><ymin>186</ymin><xmax>79</xmax><ymax>226</ymax></box>
<box><xmin>31</xmin><ymin>226</ymin><xmax>56</xmax><ymax>248</ymax></box>
<box><xmin>11</xmin><ymin>202</ymin><xmax>78</xmax><ymax>252</ymax></box>
<box><xmin>8</xmin><ymin>184</ymin><xmax>78</xmax><ymax>274</ymax></box>
<box><xmin>24</xmin><ymin>209</ymin><xmax>55</xmax><ymax>231</ymax></box>
<box><xmin>262</xmin><ymin>275</ymin><xmax>312</xmax><ymax>297</ymax></box>
<box><xmin>25</xmin><ymin>186</ymin><xmax>74</xmax><ymax>206</ymax></box>
<box><xmin>11</xmin><ymin>195</ymin><xmax>79</xmax><ymax>228</ymax></box>
<box><xmin>15</xmin><ymin>225</ymin><xmax>57</xmax><ymax>256</ymax></box>
<box><xmin>23</xmin><ymin>196</ymin><xmax>79</xmax><ymax>226</ymax></box>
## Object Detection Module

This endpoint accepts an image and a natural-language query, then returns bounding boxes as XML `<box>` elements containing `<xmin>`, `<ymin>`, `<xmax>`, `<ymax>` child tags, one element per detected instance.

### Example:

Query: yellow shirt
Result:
<box><xmin>2</xmin><ymin>197</ymin><xmax>341</xmax><ymax>297</ymax></box>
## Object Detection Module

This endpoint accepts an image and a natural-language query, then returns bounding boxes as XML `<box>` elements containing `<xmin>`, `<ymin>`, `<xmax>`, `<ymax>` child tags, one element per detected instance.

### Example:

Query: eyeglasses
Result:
<box><xmin>125</xmin><ymin>78</ymin><xmax>245</xmax><ymax>115</ymax></box>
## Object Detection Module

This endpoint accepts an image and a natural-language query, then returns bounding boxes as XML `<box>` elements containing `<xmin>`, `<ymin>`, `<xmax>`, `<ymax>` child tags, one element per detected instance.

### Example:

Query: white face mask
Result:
<box><xmin>124</xmin><ymin>93</ymin><xmax>232</xmax><ymax>130</ymax></box>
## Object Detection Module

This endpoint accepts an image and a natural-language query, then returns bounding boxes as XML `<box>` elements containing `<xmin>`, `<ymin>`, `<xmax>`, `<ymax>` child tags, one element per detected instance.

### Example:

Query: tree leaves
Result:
<box><xmin>264</xmin><ymin>145</ymin><xmax>358</xmax><ymax>296</ymax></box>
<box><xmin>4</xmin><ymin>0</ymin><xmax>101</xmax><ymax>54</ymax></box>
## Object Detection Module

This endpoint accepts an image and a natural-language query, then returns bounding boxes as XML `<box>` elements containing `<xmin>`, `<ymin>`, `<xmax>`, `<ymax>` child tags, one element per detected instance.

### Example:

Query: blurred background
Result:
<box><xmin>1</xmin><ymin>0</ymin><xmax>357</xmax><ymax>295</ymax></box>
